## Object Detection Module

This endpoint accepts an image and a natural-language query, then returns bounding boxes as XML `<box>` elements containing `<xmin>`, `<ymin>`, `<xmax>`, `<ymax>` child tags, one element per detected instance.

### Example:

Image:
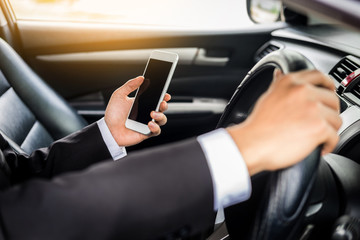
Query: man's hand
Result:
<box><xmin>227</xmin><ymin>70</ymin><xmax>342</xmax><ymax>175</ymax></box>
<box><xmin>104</xmin><ymin>76</ymin><xmax>170</xmax><ymax>147</ymax></box>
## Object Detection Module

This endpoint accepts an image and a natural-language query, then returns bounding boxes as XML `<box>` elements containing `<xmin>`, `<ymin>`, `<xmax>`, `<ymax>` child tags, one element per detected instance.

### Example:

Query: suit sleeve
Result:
<box><xmin>0</xmin><ymin>138</ymin><xmax>215</xmax><ymax>240</ymax></box>
<box><xmin>0</xmin><ymin>123</ymin><xmax>112</xmax><ymax>184</ymax></box>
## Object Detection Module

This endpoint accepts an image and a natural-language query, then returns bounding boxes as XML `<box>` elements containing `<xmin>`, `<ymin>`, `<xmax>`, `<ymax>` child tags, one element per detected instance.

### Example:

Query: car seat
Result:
<box><xmin>0</xmin><ymin>38</ymin><xmax>87</xmax><ymax>154</ymax></box>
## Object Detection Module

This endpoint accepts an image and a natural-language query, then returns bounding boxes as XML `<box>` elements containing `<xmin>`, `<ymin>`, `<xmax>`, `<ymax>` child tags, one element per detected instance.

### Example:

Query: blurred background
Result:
<box><xmin>10</xmin><ymin>0</ymin><xmax>254</xmax><ymax>29</ymax></box>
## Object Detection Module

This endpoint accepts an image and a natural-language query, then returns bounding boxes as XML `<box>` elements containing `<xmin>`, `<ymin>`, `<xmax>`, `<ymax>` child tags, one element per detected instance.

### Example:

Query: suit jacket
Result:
<box><xmin>0</xmin><ymin>123</ymin><xmax>215</xmax><ymax>240</ymax></box>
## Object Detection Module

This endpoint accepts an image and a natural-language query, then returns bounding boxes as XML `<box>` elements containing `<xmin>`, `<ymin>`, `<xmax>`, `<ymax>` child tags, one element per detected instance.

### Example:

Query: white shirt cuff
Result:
<box><xmin>96</xmin><ymin>118</ymin><xmax>127</xmax><ymax>161</ymax></box>
<box><xmin>197</xmin><ymin>128</ymin><xmax>252</xmax><ymax>210</ymax></box>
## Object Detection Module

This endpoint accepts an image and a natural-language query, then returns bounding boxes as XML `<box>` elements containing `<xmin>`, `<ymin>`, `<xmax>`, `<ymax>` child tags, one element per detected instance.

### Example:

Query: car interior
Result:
<box><xmin>0</xmin><ymin>0</ymin><xmax>359</xmax><ymax>239</ymax></box>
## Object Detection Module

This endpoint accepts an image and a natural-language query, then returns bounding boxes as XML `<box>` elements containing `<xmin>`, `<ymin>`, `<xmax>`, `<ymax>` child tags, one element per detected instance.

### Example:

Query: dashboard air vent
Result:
<box><xmin>329</xmin><ymin>56</ymin><xmax>360</xmax><ymax>83</ymax></box>
<box><xmin>254</xmin><ymin>41</ymin><xmax>283</xmax><ymax>62</ymax></box>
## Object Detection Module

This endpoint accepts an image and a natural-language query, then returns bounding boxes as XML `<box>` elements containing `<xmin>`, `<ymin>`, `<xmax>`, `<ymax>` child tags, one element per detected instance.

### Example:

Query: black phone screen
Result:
<box><xmin>129</xmin><ymin>59</ymin><xmax>173</xmax><ymax>124</ymax></box>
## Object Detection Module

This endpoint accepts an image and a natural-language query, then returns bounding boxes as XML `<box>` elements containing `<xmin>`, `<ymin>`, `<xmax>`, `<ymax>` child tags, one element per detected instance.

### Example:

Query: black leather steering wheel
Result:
<box><xmin>217</xmin><ymin>49</ymin><xmax>321</xmax><ymax>239</ymax></box>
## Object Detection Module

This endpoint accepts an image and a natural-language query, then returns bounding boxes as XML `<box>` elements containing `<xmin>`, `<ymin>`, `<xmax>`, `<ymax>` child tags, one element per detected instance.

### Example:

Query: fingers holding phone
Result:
<box><xmin>104</xmin><ymin>74</ymin><xmax>172</xmax><ymax>147</ymax></box>
<box><xmin>151</xmin><ymin>93</ymin><xmax>171</xmax><ymax>126</ymax></box>
<box><xmin>125</xmin><ymin>50</ymin><xmax>178</xmax><ymax>135</ymax></box>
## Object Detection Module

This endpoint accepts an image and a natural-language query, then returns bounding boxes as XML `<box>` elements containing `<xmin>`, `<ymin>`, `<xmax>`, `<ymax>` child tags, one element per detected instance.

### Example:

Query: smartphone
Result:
<box><xmin>125</xmin><ymin>50</ymin><xmax>178</xmax><ymax>135</ymax></box>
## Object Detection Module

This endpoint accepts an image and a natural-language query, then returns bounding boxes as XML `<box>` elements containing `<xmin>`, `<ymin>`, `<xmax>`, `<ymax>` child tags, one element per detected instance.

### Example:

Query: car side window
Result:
<box><xmin>8</xmin><ymin>0</ymin><xmax>254</xmax><ymax>29</ymax></box>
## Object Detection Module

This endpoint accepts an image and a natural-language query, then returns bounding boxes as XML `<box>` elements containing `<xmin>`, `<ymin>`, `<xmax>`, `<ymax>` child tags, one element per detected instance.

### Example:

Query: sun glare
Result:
<box><xmin>10</xmin><ymin>0</ymin><xmax>253</xmax><ymax>29</ymax></box>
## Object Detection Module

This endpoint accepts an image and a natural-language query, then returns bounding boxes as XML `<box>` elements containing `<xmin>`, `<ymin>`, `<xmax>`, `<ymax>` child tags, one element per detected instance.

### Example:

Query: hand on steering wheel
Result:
<box><xmin>218</xmin><ymin>49</ymin><xmax>341</xmax><ymax>239</ymax></box>
<box><xmin>228</xmin><ymin>69</ymin><xmax>341</xmax><ymax>175</ymax></box>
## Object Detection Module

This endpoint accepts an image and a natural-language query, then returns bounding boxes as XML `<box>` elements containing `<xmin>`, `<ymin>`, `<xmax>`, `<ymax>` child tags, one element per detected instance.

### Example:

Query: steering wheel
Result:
<box><xmin>217</xmin><ymin>49</ymin><xmax>321</xmax><ymax>239</ymax></box>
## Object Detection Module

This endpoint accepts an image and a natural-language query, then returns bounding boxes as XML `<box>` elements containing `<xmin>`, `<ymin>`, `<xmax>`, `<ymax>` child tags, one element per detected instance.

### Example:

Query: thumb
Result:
<box><xmin>119</xmin><ymin>76</ymin><xmax>144</xmax><ymax>96</ymax></box>
<box><xmin>273</xmin><ymin>68</ymin><xmax>283</xmax><ymax>81</ymax></box>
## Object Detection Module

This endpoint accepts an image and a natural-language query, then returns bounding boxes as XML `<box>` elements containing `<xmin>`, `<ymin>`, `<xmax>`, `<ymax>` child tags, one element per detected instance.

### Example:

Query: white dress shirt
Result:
<box><xmin>97</xmin><ymin>118</ymin><xmax>127</xmax><ymax>160</ymax></box>
<box><xmin>97</xmin><ymin>118</ymin><xmax>252</xmax><ymax>213</ymax></box>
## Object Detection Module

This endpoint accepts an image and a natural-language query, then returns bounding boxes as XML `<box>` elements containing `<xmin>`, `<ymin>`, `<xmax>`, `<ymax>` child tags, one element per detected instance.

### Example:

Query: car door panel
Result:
<box><xmin>18</xmin><ymin>22</ymin><xmax>277</xmax><ymax>102</ymax></box>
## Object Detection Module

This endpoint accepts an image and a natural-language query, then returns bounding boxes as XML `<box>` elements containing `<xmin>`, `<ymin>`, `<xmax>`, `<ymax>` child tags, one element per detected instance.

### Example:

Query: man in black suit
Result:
<box><xmin>0</xmin><ymin>70</ymin><xmax>341</xmax><ymax>239</ymax></box>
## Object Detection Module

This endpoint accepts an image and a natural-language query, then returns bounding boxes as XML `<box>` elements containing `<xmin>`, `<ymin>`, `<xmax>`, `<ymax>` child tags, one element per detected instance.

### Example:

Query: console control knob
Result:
<box><xmin>332</xmin><ymin>216</ymin><xmax>360</xmax><ymax>240</ymax></box>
